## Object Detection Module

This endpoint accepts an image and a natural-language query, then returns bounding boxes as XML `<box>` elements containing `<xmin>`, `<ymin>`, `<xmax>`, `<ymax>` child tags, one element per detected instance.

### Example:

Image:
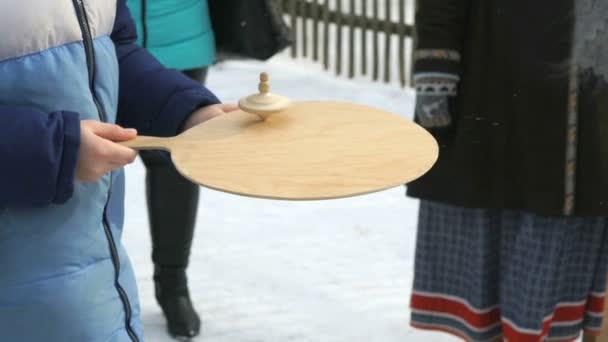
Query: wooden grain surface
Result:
<box><xmin>123</xmin><ymin>101</ymin><xmax>438</xmax><ymax>200</ymax></box>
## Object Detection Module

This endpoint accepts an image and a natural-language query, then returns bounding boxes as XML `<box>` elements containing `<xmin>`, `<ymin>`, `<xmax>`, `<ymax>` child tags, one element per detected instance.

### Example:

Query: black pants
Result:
<box><xmin>140</xmin><ymin>67</ymin><xmax>208</xmax><ymax>268</ymax></box>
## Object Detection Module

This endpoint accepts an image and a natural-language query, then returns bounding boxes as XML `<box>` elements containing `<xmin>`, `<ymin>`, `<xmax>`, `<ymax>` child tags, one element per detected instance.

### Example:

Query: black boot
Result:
<box><xmin>142</xmin><ymin>151</ymin><xmax>202</xmax><ymax>339</ymax></box>
<box><xmin>154</xmin><ymin>266</ymin><xmax>201</xmax><ymax>339</ymax></box>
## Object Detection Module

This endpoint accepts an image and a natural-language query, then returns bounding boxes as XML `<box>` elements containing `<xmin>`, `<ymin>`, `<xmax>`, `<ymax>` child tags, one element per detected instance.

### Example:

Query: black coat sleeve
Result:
<box><xmin>414</xmin><ymin>0</ymin><xmax>472</xmax><ymax>76</ymax></box>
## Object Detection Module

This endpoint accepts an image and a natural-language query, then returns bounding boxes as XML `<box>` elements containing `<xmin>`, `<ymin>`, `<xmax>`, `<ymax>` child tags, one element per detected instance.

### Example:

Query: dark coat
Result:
<box><xmin>407</xmin><ymin>0</ymin><xmax>608</xmax><ymax>217</ymax></box>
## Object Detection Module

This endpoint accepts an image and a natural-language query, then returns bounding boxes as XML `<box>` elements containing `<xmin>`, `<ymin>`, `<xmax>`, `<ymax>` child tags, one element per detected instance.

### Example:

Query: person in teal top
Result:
<box><xmin>126</xmin><ymin>0</ymin><xmax>216</xmax><ymax>339</ymax></box>
<box><xmin>128</xmin><ymin>0</ymin><xmax>216</xmax><ymax>70</ymax></box>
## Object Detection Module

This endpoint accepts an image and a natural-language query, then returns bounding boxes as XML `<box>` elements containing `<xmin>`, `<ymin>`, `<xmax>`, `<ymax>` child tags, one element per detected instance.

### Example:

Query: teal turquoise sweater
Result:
<box><xmin>127</xmin><ymin>0</ymin><xmax>216</xmax><ymax>70</ymax></box>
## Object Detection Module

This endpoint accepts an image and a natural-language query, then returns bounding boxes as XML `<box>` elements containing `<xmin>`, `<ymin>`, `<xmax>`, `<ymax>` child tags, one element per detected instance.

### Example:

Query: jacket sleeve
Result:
<box><xmin>0</xmin><ymin>106</ymin><xmax>80</xmax><ymax>207</ymax></box>
<box><xmin>111</xmin><ymin>0</ymin><xmax>220</xmax><ymax>137</ymax></box>
<box><xmin>414</xmin><ymin>0</ymin><xmax>471</xmax><ymax>77</ymax></box>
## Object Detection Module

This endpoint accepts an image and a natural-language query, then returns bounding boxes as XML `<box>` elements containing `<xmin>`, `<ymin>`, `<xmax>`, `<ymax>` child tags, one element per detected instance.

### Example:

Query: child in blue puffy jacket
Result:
<box><xmin>0</xmin><ymin>1</ymin><xmax>234</xmax><ymax>341</ymax></box>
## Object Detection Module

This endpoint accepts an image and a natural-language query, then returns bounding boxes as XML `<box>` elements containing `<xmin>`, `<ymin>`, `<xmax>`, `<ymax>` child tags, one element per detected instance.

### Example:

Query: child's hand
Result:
<box><xmin>182</xmin><ymin>103</ymin><xmax>239</xmax><ymax>132</ymax></box>
<box><xmin>76</xmin><ymin>120</ymin><xmax>138</xmax><ymax>182</ymax></box>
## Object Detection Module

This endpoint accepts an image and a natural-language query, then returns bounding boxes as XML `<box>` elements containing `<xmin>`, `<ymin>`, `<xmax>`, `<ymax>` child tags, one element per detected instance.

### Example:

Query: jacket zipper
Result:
<box><xmin>141</xmin><ymin>0</ymin><xmax>148</xmax><ymax>48</ymax></box>
<box><xmin>71</xmin><ymin>1</ymin><xmax>139</xmax><ymax>341</ymax></box>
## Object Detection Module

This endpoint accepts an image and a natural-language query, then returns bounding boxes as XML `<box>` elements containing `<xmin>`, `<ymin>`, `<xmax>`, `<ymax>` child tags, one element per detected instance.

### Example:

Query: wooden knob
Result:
<box><xmin>260</xmin><ymin>72</ymin><xmax>269</xmax><ymax>83</ymax></box>
<box><xmin>238</xmin><ymin>72</ymin><xmax>291</xmax><ymax>120</ymax></box>
<box><xmin>259</xmin><ymin>72</ymin><xmax>270</xmax><ymax>94</ymax></box>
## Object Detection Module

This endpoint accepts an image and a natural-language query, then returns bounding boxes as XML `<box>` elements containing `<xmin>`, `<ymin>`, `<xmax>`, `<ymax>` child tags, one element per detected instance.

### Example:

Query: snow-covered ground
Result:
<box><xmin>122</xmin><ymin>56</ymin><xmax>459</xmax><ymax>341</ymax></box>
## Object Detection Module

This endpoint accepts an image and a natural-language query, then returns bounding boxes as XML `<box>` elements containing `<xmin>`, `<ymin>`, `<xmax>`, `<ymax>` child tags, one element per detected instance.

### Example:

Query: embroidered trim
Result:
<box><xmin>415</xmin><ymin>78</ymin><xmax>458</xmax><ymax>96</ymax></box>
<box><xmin>414</xmin><ymin>72</ymin><xmax>460</xmax><ymax>82</ymax></box>
<box><xmin>411</xmin><ymin>291</ymin><xmax>605</xmax><ymax>342</ymax></box>
<box><xmin>563</xmin><ymin>63</ymin><xmax>579</xmax><ymax>216</ymax></box>
<box><xmin>414</xmin><ymin>49</ymin><xmax>461</xmax><ymax>62</ymax></box>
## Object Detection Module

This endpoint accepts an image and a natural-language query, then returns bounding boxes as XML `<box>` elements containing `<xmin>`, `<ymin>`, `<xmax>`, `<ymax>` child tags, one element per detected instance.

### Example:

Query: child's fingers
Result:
<box><xmin>104</xmin><ymin>142</ymin><xmax>138</xmax><ymax>165</ymax></box>
<box><xmin>219</xmin><ymin>103</ymin><xmax>240</xmax><ymax>113</ymax></box>
<box><xmin>87</xmin><ymin>121</ymin><xmax>137</xmax><ymax>142</ymax></box>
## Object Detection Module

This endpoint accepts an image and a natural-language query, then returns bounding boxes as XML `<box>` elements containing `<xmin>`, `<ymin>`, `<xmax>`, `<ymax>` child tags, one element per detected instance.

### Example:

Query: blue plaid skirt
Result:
<box><xmin>410</xmin><ymin>200</ymin><xmax>608</xmax><ymax>342</ymax></box>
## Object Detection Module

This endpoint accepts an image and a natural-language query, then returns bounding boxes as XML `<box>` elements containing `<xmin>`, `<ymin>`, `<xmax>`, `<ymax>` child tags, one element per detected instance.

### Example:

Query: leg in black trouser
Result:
<box><xmin>140</xmin><ymin>67</ymin><xmax>208</xmax><ymax>339</ymax></box>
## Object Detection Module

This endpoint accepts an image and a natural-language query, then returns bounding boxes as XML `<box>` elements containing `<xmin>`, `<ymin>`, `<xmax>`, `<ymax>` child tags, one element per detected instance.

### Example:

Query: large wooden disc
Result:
<box><xmin>168</xmin><ymin>101</ymin><xmax>438</xmax><ymax>200</ymax></box>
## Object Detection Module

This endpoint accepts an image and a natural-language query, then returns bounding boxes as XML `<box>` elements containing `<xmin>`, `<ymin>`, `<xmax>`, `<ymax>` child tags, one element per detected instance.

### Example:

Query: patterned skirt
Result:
<box><xmin>410</xmin><ymin>200</ymin><xmax>608</xmax><ymax>342</ymax></box>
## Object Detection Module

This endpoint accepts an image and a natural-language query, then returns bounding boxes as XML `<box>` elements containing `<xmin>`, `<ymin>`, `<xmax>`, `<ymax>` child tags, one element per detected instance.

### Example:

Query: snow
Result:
<box><xmin>122</xmin><ymin>56</ymin><xmax>459</xmax><ymax>341</ymax></box>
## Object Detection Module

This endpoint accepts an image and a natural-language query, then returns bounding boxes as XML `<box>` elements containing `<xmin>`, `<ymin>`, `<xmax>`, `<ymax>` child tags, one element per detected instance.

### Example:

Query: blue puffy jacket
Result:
<box><xmin>0</xmin><ymin>1</ymin><xmax>219</xmax><ymax>341</ymax></box>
